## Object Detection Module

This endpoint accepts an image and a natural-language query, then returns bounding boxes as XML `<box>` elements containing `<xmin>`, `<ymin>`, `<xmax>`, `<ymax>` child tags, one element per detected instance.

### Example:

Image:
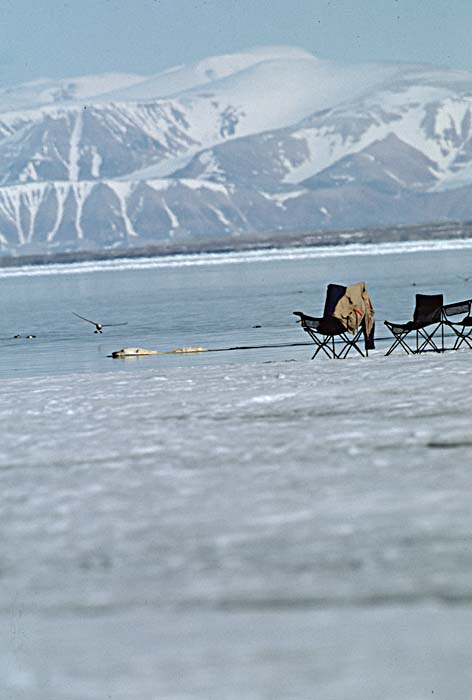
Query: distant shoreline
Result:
<box><xmin>1</xmin><ymin>220</ymin><xmax>472</xmax><ymax>269</ymax></box>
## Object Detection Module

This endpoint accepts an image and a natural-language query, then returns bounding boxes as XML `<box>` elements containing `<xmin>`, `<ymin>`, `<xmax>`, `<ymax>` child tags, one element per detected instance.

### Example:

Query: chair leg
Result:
<box><xmin>385</xmin><ymin>332</ymin><xmax>414</xmax><ymax>356</ymax></box>
<box><xmin>461</xmin><ymin>333</ymin><xmax>472</xmax><ymax>350</ymax></box>
<box><xmin>312</xmin><ymin>340</ymin><xmax>333</xmax><ymax>359</ymax></box>
<box><xmin>416</xmin><ymin>323</ymin><xmax>443</xmax><ymax>353</ymax></box>
<box><xmin>308</xmin><ymin>335</ymin><xmax>328</xmax><ymax>359</ymax></box>
<box><xmin>303</xmin><ymin>327</ymin><xmax>366</xmax><ymax>359</ymax></box>
<box><xmin>304</xmin><ymin>329</ymin><xmax>336</xmax><ymax>359</ymax></box>
<box><xmin>452</xmin><ymin>329</ymin><xmax>472</xmax><ymax>351</ymax></box>
<box><xmin>339</xmin><ymin>331</ymin><xmax>365</xmax><ymax>358</ymax></box>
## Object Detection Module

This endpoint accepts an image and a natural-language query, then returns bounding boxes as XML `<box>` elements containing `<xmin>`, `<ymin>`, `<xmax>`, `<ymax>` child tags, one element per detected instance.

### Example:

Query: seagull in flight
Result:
<box><xmin>72</xmin><ymin>312</ymin><xmax>128</xmax><ymax>334</ymax></box>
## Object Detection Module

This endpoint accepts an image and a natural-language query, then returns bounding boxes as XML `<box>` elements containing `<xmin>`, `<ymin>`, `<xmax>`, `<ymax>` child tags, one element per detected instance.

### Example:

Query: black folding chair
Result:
<box><xmin>442</xmin><ymin>299</ymin><xmax>472</xmax><ymax>350</ymax></box>
<box><xmin>384</xmin><ymin>293</ymin><xmax>444</xmax><ymax>356</ymax></box>
<box><xmin>294</xmin><ymin>283</ymin><xmax>368</xmax><ymax>359</ymax></box>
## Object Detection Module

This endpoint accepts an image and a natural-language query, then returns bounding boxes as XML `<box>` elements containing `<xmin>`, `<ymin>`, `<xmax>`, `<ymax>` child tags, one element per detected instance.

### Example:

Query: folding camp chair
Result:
<box><xmin>384</xmin><ymin>293</ymin><xmax>444</xmax><ymax>356</ymax></box>
<box><xmin>293</xmin><ymin>283</ymin><xmax>368</xmax><ymax>359</ymax></box>
<box><xmin>442</xmin><ymin>299</ymin><xmax>472</xmax><ymax>350</ymax></box>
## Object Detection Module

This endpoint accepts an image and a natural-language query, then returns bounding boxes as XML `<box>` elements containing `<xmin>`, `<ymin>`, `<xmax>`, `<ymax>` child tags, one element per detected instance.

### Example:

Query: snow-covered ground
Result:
<box><xmin>2</xmin><ymin>349</ymin><xmax>472</xmax><ymax>699</ymax></box>
<box><xmin>1</xmin><ymin>242</ymin><xmax>472</xmax><ymax>698</ymax></box>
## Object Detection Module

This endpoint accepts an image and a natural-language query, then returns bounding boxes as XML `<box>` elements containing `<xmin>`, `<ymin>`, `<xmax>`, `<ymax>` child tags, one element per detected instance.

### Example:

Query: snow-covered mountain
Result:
<box><xmin>1</xmin><ymin>46</ymin><xmax>472</xmax><ymax>255</ymax></box>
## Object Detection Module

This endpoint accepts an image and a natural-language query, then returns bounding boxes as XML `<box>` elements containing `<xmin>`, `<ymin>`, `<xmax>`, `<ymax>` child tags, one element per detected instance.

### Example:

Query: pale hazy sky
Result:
<box><xmin>0</xmin><ymin>0</ymin><xmax>470</xmax><ymax>86</ymax></box>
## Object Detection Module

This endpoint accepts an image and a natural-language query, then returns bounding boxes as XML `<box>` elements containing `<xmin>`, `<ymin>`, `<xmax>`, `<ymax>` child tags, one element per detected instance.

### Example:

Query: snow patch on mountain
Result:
<box><xmin>180</xmin><ymin>178</ymin><xmax>229</xmax><ymax>195</ymax></box>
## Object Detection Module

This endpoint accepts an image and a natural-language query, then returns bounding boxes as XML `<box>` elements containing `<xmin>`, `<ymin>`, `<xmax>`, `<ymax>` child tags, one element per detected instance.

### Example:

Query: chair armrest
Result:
<box><xmin>445</xmin><ymin>316</ymin><xmax>472</xmax><ymax>327</ymax></box>
<box><xmin>293</xmin><ymin>311</ymin><xmax>321</xmax><ymax>322</ymax></box>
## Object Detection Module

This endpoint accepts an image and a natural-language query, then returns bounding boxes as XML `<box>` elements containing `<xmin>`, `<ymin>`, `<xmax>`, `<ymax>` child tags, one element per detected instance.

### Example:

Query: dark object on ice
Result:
<box><xmin>252</xmin><ymin>325</ymin><xmax>262</xmax><ymax>328</ymax></box>
<box><xmin>12</xmin><ymin>334</ymin><xmax>35</xmax><ymax>339</ymax></box>
<box><xmin>72</xmin><ymin>311</ymin><xmax>128</xmax><ymax>334</ymax></box>
<box><xmin>293</xmin><ymin>281</ymin><xmax>375</xmax><ymax>359</ymax></box>
<box><xmin>384</xmin><ymin>293</ymin><xmax>444</xmax><ymax>355</ymax></box>
<box><xmin>442</xmin><ymin>298</ymin><xmax>472</xmax><ymax>351</ymax></box>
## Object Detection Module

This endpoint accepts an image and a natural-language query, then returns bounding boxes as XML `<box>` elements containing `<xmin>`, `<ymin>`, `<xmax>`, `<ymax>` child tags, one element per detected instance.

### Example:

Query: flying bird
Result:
<box><xmin>72</xmin><ymin>312</ymin><xmax>128</xmax><ymax>334</ymax></box>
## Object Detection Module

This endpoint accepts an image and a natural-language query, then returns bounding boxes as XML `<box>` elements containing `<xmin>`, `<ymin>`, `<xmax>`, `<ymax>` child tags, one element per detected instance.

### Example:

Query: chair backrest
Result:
<box><xmin>442</xmin><ymin>299</ymin><xmax>472</xmax><ymax>319</ymax></box>
<box><xmin>413</xmin><ymin>294</ymin><xmax>443</xmax><ymax>323</ymax></box>
<box><xmin>323</xmin><ymin>284</ymin><xmax>347</xmax><ymax>318</ymax></box>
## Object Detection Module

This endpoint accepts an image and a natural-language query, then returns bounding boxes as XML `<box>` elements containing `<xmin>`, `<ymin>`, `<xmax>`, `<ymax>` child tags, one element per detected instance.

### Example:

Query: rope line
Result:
<box><xmin>206</xmin><ymin>341</ymin><xmax>313</xmax><ymax>352</ymax></box>
<box><xmin>203</xmin><ymin>332</ymin><xmax>460</xmax><ymax>352</ymax></box>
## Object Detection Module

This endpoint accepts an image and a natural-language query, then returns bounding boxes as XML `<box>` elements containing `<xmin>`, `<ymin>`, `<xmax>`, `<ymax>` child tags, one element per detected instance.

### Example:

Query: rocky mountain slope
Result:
<box><xmin>1</xmin><ymin>46</ymin><xmax>472</xmax><ymax>255</ymax></box>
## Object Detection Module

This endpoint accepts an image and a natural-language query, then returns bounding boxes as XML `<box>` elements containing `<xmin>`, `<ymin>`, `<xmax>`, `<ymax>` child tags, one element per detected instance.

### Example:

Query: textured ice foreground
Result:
<box><xmin>2</xmin><ymin>350</ymin><xmax>472</xmax><ymax>699</ymax></box>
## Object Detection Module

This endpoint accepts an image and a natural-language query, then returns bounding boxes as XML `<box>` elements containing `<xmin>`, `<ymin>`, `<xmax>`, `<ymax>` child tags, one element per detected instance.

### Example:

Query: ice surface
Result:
<box><xmin>1</xmin><ymin>245</ymin><xmax>472</xmax><ymax>699</ymax></box>
<box><xmin>2</xmin><ymin>353</ymin><xmax>472</xmax><ymax>699</ymax></box>
<box><xmin>3</xmin><ymin>236</ymin><xmax>472</xmax><ymax>278</ymax></box>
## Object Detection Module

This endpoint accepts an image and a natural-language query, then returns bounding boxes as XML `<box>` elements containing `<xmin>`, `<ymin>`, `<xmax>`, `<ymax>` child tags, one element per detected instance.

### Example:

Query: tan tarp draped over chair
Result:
<box><xmin>332</xmin><ymin>281</ymin><xmax>375</xmax><ymax>338</ymax></box>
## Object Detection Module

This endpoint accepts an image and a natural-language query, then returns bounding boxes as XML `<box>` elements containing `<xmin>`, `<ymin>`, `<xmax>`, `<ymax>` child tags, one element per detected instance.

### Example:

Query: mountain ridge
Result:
<box><xmin>1</xmin><ymin>45</ymin><xmax>472</xmax><ymax>256</ymax></box>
